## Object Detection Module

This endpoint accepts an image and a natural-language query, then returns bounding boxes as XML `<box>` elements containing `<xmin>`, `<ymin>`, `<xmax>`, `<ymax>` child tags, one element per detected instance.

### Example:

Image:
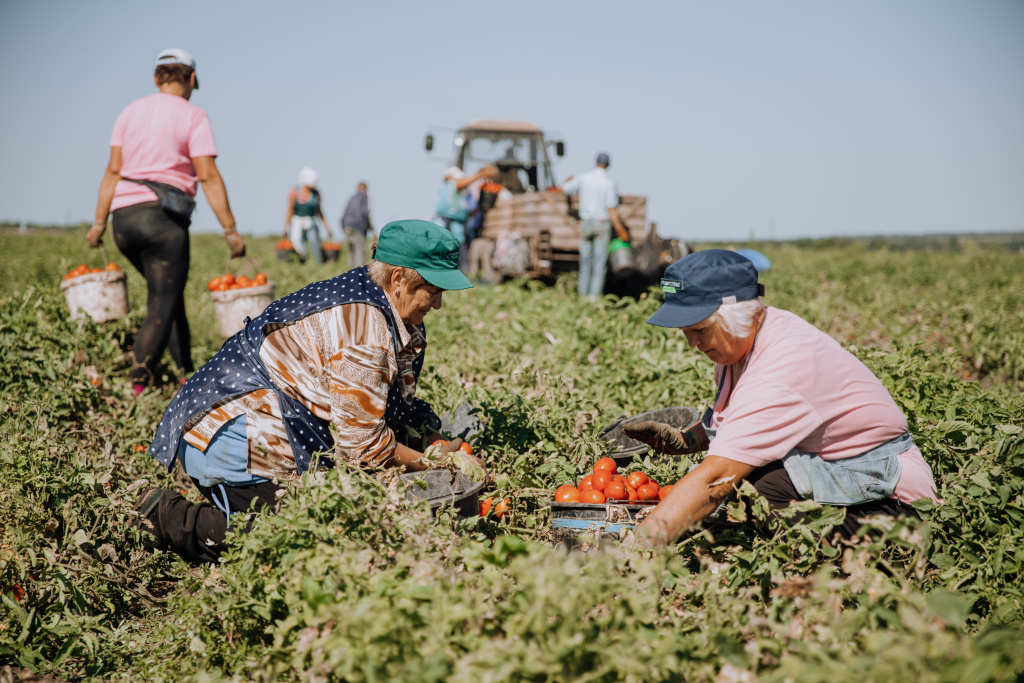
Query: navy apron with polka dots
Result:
<box><xmin>148</xmin><ymin>266</ymin><xmax>440</xmax><ymax>475</ymax></box>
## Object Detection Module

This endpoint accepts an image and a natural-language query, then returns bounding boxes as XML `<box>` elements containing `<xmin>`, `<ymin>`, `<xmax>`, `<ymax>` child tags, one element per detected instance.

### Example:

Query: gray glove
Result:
<box><xmin>622</xmin><ymin>421</ymin><xmax>699</xmax><ymax>456</ymax></box>
<box><xmin>422</xmin><ymin>438</ymin><xmax>488</xmax><ymax>483</ymax></box>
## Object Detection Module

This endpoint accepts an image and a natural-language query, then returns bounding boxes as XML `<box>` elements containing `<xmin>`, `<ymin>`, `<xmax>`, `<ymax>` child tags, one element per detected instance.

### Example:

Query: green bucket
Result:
<box><xmin>607</xmin><ymin>238</ymin><xmax>635</xmax><ymax>276</ymax></box>
<box><xmin>608</xmin><ymin>237</ymin><xmax>631</xmax><ymax>253</ymax></box>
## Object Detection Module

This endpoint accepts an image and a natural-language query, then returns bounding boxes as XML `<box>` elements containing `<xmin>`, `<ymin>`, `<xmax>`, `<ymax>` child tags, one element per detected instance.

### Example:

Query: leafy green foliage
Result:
<box><xmin>1</xmin><ymin>229</ymin><xmax>1022</xmax><ymax>681</ymax></box>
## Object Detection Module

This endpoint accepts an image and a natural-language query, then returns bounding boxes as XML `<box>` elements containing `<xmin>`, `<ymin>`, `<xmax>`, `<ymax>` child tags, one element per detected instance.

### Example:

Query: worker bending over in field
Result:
<box><xmin>136</xmin><ymin>220</ymin><xmax>482</xmax><ymax>563</ymax></box>
<box><xmin>628</xmin><ymin>250</ymin><xmax>939</xmax><ymax>547</ymax></box>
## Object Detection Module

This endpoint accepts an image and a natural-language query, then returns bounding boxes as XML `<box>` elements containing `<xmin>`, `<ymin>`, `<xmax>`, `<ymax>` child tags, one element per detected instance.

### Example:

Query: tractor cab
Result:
<box><xmin>425</xmin><ymin>119</ymin><xmax>563</xmax><ymax>194</ymax></box>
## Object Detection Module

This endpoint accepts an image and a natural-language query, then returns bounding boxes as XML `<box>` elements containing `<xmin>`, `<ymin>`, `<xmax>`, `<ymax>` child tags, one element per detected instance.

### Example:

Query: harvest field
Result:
<box><xmin>1</xmin><ymin>229</ymin><xmax>1023</xmax><ymax>682</ymax></box>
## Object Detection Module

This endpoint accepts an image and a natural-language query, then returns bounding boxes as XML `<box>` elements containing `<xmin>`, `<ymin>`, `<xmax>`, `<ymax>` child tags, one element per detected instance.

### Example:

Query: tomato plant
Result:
<box><xmin>0</xmin><ymin>231</ymin><xmax>1022</xmax><ymax>681</ymax></box>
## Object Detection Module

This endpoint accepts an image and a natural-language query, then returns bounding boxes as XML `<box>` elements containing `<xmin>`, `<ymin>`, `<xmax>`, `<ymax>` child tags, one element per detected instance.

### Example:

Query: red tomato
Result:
<box><xmin>458</xmin><ymin>442</ymin><xmax>473</xmax><ymax>455</ymax></box>
<box><xmin>604</xmin><ymin>481</ymin><xmax>626</xmax><ymax>501</ymax></box>
<box><xmin>105</xmin><ymin>262</ymin><xmax>122</xmax><ymax>271</ymax></box>
<box><xmin>221</xmin><ymin>273</ymin><xmax>235</xmax><ymax>286</ymax></box>
<box><xmin>554</xmin><ymin>485</ymin><xmax>579</xmax><ymax>503</ymax></box>
<box><xmin>627</xmin><ymin>471</ymin><xmax>649</xmax><ymax>490</ymax></box>
<box><xmin>626</xmin><ymin>485</ymin><xmax>639</xmax><ymax>502</ymax></box>
<box><xmin>658</xmin><ymin>484</ymin><xmax>674</xmax><ymax>501</ymax></box>
<box><xmin>236</xmin><ymin>275</ymin><xmax>251</xmax><ymax>287</ymax></box>
<box><xmin>591</xmin><ymin>471</ymin><xmax>612</xmax><ymax>492</ymax></box>
<box><xmin>480</xmin><ymin>496</ymin><xmax>510</xmax><ymax>518</ymax></box>
<box><xmin>208</xmin><ymin>277</ymin><xmax>222</xmax><ymax>291</ymax></box>
<box><xmin>254</xmin><ymin>272</ymin><xmax>268</xmax><ymax>285</ymax></box>
<box><xmin>637</xmin><ymin>483</ymin><xmax>659</xmax><ymax>501</ymax></box>
<box><xmin>579</xmin><ymin>489</ymin><xmax>606</xmax><ymax>504</ymax></box>
<box><xmin>593</xmin><ymin>457</ymin><xmax>617</xmax><ymax>475</ymax></box>
<box><xmin>579</xmin><ymin>475</ymin><xmax>594</xmax><ymax>491</ymax></box>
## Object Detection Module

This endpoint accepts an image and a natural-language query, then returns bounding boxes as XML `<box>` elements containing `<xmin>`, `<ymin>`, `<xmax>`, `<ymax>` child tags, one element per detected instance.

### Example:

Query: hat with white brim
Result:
<box><xmin>156</xmin><ymin>48</ymin><xmax>199</xmax><ymax>89</ymax></box>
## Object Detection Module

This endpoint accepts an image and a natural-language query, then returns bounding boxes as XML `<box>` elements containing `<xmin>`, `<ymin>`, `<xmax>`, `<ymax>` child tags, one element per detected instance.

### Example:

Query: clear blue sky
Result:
<box><xmin>1</xmin><ymin>0</ymin><xmax>1022</xmax><ymax>240</ymax></box>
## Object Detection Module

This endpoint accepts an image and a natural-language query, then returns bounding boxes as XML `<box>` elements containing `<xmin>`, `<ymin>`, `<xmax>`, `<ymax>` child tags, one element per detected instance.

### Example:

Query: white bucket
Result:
<box><xmin>59</xmin><ymin>270</ymin><xmax>129</xmax><ymax>322</ymax></box>
<box><xmin>210</xmin><ymin>282</ymin><xmax>275</xmax><ymax>337</ymax></box>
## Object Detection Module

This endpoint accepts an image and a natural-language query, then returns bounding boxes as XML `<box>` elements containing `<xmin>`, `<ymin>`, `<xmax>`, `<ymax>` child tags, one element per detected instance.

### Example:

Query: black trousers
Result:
<box><xmin>746</xmin><ymin>461</ymin><xmax>919</xmax><ymax>537</ymax></box>
<box><xmin>111</xmin><ymin>201</ymin><xmax>194</xmax><ymax>384</ymax></box>
<box><xmin>147</xmin><ymin>478</ymin><xmax>281</xmax><ymax>564</ymax></box>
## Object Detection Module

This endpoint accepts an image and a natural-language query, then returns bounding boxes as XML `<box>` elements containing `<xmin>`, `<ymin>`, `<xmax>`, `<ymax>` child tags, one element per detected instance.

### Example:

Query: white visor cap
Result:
<box><xmin>297</xmin><ymin>167</ymin><xmax>319</xmax><ymax>187</ymax></box>
<box><xmin>156</xmin><ymin>48</ymin><xmax>198</xmax><ymax>89</ymax></box>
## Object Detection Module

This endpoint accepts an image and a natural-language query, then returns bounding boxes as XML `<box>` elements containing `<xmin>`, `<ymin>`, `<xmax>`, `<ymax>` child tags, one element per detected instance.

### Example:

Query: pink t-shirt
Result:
<box><xmin>707</xmin><ymin>307</ymin><xmax>938</xmax><ymax>504</ymax></box>
<box><xmin>109</xmin><ymin>92</ymin><xmax>218</xmax><ymax>211</ymax></box>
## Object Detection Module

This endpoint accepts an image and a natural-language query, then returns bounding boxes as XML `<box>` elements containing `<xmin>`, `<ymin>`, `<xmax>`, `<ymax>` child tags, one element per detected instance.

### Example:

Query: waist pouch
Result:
<box><xmin>782</xmin><ymin>432</ymin><xmax>912</xmax><ymax>506</ymax></box>
<box><xmin>124</xmin><ymin>178</ymin><xmax>196</xmax><ymax>221</ymax></box>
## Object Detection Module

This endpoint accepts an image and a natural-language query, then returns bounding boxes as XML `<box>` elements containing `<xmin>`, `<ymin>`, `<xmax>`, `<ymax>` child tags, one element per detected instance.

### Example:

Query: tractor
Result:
<box><xmin>425</xmin><ymin>119</ymin><xmax>682</xmax><ymax>293</ymax></box>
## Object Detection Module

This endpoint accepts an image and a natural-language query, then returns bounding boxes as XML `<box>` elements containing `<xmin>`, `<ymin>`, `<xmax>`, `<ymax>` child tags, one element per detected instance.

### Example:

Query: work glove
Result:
<box><xmin>224</xmin><ymin>229</ymin><xmax>246</xmax><ymax>258</ymax></box>
<box><xmin>622</xmin><ymin>421</ymin><xmax>700</xmax><ymax>456</ymax></box>
<box><xmin>422</xmin><ymin>438</ymin><xmax>489</xmax><ymax>483</ymax></box>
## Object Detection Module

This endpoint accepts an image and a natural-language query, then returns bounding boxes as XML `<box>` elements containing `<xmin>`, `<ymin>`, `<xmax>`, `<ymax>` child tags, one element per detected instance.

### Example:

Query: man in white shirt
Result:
<box><xmin>561</xmin><ymin>153</ymin><xmax>630</xmax><ymax>299</ymax></box>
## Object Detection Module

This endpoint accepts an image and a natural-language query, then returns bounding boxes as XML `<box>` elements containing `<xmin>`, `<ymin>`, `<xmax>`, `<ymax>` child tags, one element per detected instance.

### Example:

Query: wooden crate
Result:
<box><xmin>481</xmin><ymin>192</ymin><xmax>648</xmax><ymax>246</ymax></box>
<box><xmin>480</xmin><ymin>192</ymin><xmax>648</xmax><ymax>273</ymax></box>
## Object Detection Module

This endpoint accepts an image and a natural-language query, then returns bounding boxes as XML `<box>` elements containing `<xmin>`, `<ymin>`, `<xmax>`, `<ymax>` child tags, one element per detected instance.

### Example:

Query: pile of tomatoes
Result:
<box><xmin>275</xmin><ymin>239</ymin><xmax>294</xmax><ymax>250</ymax></box>
<box><xmin>63</xmin><ymin>263</ymin><xmax>122</xmax><ymax>280</ymax></box>
<box><xmin>207</xmin><ymin>272</ymin><xmax>268</xmax><ymax>291</ymax></box>
<box><xmin>554</xmin><ymin>457</ymin><xmax>675</xmax><ymax>505</ymax></box>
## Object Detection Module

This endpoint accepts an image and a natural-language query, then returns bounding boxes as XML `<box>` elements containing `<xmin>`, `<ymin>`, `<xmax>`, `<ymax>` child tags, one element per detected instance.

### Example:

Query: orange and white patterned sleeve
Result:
<box><xmin>323</xmin><ymin>305</ymin><xmax>400</xmax><ymax>467</ymax></box>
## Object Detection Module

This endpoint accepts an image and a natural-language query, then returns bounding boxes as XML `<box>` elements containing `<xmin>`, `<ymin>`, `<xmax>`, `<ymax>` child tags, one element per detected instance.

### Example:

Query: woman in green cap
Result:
<box><xmin>134</xmin><ymin>220</ymin><xmax>481</xmax><ymax>563</ymax></box>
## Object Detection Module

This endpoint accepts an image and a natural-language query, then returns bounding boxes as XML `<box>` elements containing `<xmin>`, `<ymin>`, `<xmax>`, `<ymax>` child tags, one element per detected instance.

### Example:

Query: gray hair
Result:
<box><xmin>704</xmin><ymin>299</ymin><xmax>765</xmax><ymax>338</ymax></box>
<box><xmin>367</xmin><ymin>261</ymin><xmax>424</xmax><ymax>290</ymax></box>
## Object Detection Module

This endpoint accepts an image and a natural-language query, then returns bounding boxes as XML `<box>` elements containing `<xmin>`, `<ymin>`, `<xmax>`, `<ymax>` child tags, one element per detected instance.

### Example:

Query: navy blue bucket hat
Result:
<box><xmin>647</xmin><ymin>249</ymin><xmax>765</xmax><ymax>328</ymax></box>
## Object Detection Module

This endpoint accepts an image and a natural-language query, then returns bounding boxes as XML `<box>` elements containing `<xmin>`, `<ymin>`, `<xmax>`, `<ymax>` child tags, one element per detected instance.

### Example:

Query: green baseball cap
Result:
<box><xmin>372</xmin><ymin>219</ymin><xmax>473</xmax><ymax>291</ymax></box>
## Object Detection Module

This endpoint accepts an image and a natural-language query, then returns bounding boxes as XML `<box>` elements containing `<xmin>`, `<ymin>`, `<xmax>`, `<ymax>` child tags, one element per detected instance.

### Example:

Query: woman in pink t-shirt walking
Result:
<box><xmin>87</xmin><ymin>49</ymin><xmax>246</xmax><ymax>395</ymax></box>
<box><xmin>624</xmin><ymin>249</ymin><xmax>939</xmax><ymax>547</ymax></box>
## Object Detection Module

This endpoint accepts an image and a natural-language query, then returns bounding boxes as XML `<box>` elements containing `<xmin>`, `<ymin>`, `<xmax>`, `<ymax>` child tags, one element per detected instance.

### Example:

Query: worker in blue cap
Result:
<box><xmin>627</xmin><ymin>250</ymin><xmax>939</xmax><ymax>546</ymax></box>
<box><xmin>560</xmin><ymin>152</ymin><xmax>631</xmax><ymax>300</ymax></box>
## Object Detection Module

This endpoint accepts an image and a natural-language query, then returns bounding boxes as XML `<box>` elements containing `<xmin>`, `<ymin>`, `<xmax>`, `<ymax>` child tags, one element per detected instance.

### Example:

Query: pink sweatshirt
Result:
<box><xmin>109</xmin><ymin>92</ymin><xmax>218</xmax><ymax>211</ymax></box>
<box><xmin>707</xmin><ymin>307</ymin><xmax>938</xmax><ymax>504</ymax></box>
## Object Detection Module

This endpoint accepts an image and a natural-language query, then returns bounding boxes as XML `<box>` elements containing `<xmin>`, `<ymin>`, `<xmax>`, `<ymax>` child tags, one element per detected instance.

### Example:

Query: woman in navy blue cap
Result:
<box><xmin>626</xmin><ymin>250</ymin><xmax>939</xmax><ymax>547</ymax></box>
